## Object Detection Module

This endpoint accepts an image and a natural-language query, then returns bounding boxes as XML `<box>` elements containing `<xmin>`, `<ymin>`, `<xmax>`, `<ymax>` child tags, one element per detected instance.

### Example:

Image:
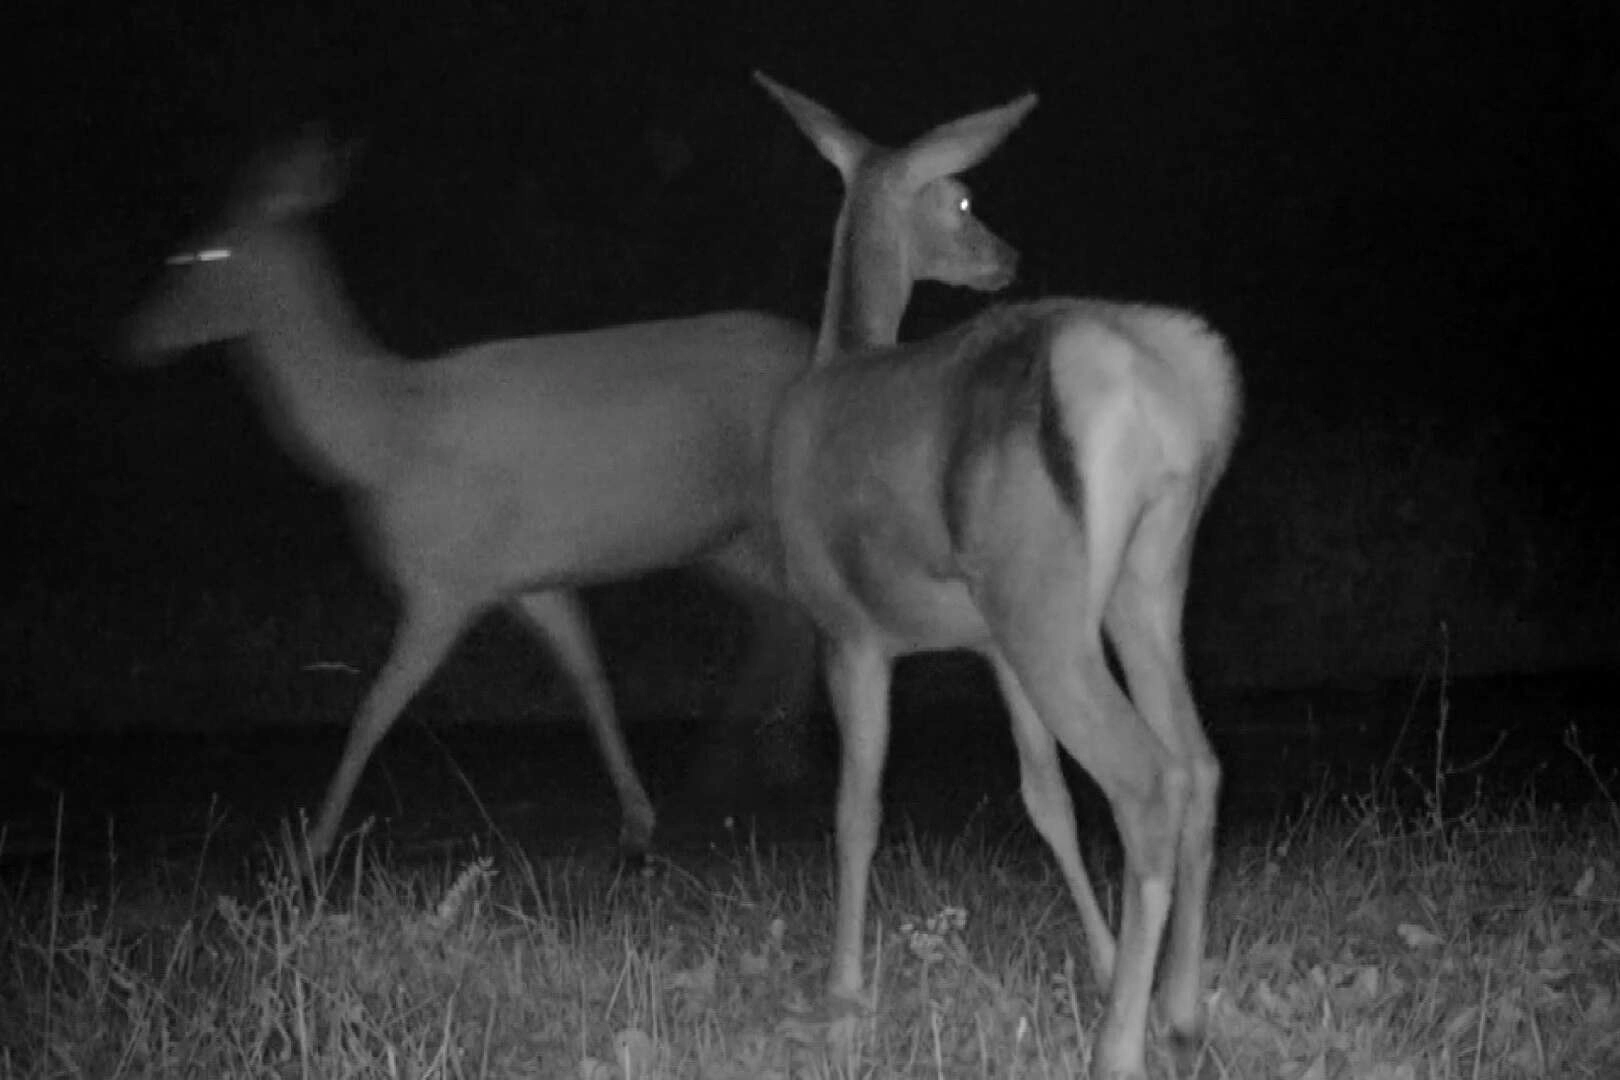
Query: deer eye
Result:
<box><xmin>165</xmin><ymin>247</ymin><xmax>233</xmax><ymax>266</ymax></box>
<box><xmin>957</xmin><ymin>195</ymin><xmax>971</xmax><ymax>215</ymax></box>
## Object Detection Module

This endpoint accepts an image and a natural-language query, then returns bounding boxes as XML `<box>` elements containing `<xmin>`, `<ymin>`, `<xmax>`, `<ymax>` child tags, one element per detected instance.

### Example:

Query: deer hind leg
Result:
<box><xmin>692</xmin><ymin>533</ymin><xmax>821</xmax><ymax>793</ymax></box>
<box><xmin>719</xmin><ymin>590</ymin><xmax>819</xmax><ymax>784</ymax></box>
<box><xmin>822</xmin><ymin>634</ymin><xmax>893</xmax><ymax>1006</ymax></box>
<box><xmin>309</xmin><ymin>586</ymin><xmax>474</xmax><ymax>860</ymax></box>
<box><xmin>995</xmin><ymin>613</ymin><xmax>1183</xmax><ymax>1080</ymax></box>
<box><xmin>988</xmin><ymin>650</ymin><xmax>1116</xmax><ymax>987</ymax></box>
<box><xmin>511</xmin><ymin>589</ymin><xmax>656</xmax><ymax>855</ymax></box>
<box><xmin>975</xmin><ymin>499</ymin><xmax>1183</xmax><ymax>1080</ymax></box>
<box><xmin>1105</xmin><ymin>487</ymin><xmax>1219</xmax><ymax>1051</ymax></box>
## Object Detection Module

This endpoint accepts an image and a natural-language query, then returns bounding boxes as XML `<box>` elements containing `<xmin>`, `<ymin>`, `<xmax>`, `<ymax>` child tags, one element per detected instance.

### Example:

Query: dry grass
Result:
<box><xmin>3</xmin><ymin>704</ymin><xmax>1618</xmax><ymax>1078</ymax></box>
<box><xmin>4</xmin><ymin>796</ymin><xmax>1617</xmax><ymax>1076</ymax></box>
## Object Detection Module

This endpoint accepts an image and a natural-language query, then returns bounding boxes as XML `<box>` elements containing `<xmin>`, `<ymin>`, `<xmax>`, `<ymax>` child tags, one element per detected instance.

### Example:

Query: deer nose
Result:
<box><xmin>978</xmin><ymin>249</ymin><xmax>1018</xmax><ymax>292</ymax></box>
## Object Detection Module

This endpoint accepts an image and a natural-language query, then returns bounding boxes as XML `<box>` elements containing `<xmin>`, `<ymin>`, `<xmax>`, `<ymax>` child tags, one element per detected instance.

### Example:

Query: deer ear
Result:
<box><xmin>900</xmin><ymin>92</ymin><xmax>1038</xmax><ymax>190</ymax></box>
<box><xmin>755</xmin><ymin>71</ymin><xmax>873</xmax><ymax>183</ymax></box>
<box><xmin>243</xmin><ymin>124</ymin><xmax>356</xmax><ymax>220</ymax></box>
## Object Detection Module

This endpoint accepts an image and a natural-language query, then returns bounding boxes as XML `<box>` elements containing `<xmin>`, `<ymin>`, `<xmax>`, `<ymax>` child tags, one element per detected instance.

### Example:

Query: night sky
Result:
<box><xmin>8</xmin><ymin>1</ymin><xmax>1618</xmax><ymax>737</ymax></box>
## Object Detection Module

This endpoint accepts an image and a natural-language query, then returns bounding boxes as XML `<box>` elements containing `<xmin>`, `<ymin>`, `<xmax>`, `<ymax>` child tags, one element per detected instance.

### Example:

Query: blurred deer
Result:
<box><xmin>124</xmin><ymin>130</ymin><xmax>818</xmax><ymax>861</ymax></box>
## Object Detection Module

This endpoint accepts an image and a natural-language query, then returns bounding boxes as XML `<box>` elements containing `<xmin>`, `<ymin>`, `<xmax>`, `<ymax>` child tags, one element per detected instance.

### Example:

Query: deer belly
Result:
<box><xmin>374</xmin><ymin>454</ymin><xmax>741</xmax><ymax>590</ymax></box>
<box><xmin>507</xmin><ymin>485</ymin><xmax>736</xmax><ymax>582</ymax></box>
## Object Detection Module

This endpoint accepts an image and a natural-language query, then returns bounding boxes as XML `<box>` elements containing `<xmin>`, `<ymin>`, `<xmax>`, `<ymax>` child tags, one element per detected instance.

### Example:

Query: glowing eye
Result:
<box><xmin>957</xmin><ymin>196</ymin><xmax>971</xmax><ymax>214</ymax></box>
<box><xmin>164</xmin><ymin>247</ymin><xmax>232</xmax><ymax>266</ymax></box>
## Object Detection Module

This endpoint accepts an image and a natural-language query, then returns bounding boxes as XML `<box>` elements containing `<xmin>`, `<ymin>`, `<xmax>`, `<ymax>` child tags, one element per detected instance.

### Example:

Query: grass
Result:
<box><xmin>3</xmin><ymin>717</ymin><xmax>1618</xmax><ymax>1080</ymax></box>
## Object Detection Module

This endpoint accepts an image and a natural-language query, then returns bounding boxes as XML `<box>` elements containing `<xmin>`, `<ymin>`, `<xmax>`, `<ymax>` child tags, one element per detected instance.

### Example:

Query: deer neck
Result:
<box><xmin>236</xmin><ymin>226</ymin><xmax>399</xmax><ymax>490</ymax></box>
<box><xmin>814</xmin><ymin>199</ymin><xmax>913</xmax><ymax>364</ymax></box>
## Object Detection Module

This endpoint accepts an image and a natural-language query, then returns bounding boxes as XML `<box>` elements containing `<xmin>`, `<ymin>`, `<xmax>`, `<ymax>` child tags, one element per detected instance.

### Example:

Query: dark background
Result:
<box><xmin>4</xmin><ymin>2</ymin><xmax>1617</xmax><ymax>848</ymax></box>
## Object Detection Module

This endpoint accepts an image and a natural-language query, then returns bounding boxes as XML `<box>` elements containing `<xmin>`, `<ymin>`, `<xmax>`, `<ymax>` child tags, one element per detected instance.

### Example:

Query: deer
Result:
<box><xmin>122</xmin><ymin>129</ymin><xmax>820</xmax><ymax>863</ymax></box>
<box><xmin>755</xmin><ymin>73</ymin><xmax>1241</xmax><ymax>1080</ymax></box>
